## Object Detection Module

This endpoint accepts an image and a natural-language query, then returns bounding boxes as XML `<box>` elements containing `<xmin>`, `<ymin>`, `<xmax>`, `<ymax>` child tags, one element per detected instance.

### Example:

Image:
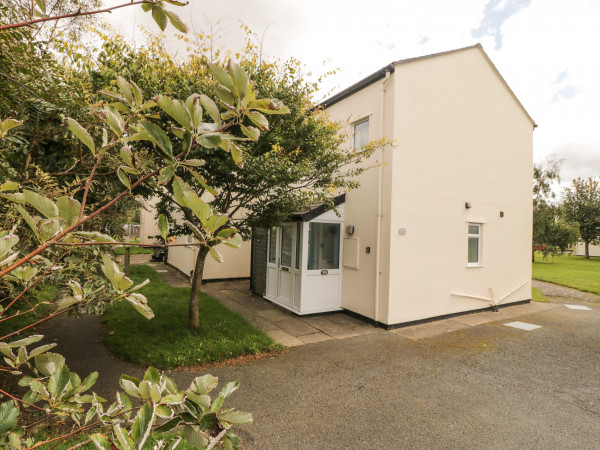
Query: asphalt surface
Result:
<box><xmin>39</xmin><ymin>300</ymin><xmax>600</xmax><ymax>449</ymax></box>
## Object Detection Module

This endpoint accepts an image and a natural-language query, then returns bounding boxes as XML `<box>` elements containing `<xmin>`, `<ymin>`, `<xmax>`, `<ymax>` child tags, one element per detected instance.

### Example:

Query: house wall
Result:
<box><xmin>138</xmin><ymin>197</ymin><xmax>160</xmax><ymax>245</ymax></box>
<box><xmin>324</xmin><ymin>76</ymin><xmax>396</xmax><ymax>323</ymax></box>
<box><xmin>386</xmin><ymin>46</ymin><xmax>533</xmax><ymax>324</ymax></box>
<box><xmin>575</xmin><ymin>242</ymin><xmax>600</xmax><ymax>257</ymax></box>
<box><xmin>167</xmin><ymin>234</ymin><xmax>251</xmax><ymax>280</ymax></box>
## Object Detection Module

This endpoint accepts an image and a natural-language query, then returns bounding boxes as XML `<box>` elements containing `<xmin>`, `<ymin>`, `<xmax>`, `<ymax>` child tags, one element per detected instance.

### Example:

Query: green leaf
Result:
<box><xmin>219</xmin><ymin>410</ymin><xmax>253</xmax><ymax>425</ymax></box>
<box><xmin>185</xmin><ymin>94</ymin><xmax>203</xmax><ymax>130</ymax></box>
<box><xmin>152</xmin><ymin>5</ymin><xmax>168</xmax><ymax>31</ymax></box>
<box><xmin>183</xmin><ymin>191</ymin><xmax>211</xmax><ymax>221</ymax></box>
<box><xmin>155</xmin><ymin>404</ymin><xmax>173</xmax><ymax>418</ymax></box>
<box><xmin>28</xmin><ymin>343</ymin><xmax>57</xmax><ymax>359</ymax></box>
<box><xmin>126</xmin><ymin>293</ymin><xmax>154</xmax><ymax>319</ymax></box>
<box><xmin>182</xmin><ymin>425</ymin><xmax>209</xmax><ymax>448</ymax></box>
<box><xmin>186</xmin><ymin>168</ymin><xmax>218</xmax><ymax>197</ymax></box>
<box><xmin>16</xmin><ymin>206</ymin><xmax>40</xmax><ymax>241</ymax></box>
<box><xmin>82</xmin><ymin>372</ymin><xmax>98</xmax><ymax>391</ymax></box>
<box><xmin>172</xmin><ymin>176</ymin><xmax>189</xmax><ymax>208</ymax></box>
<box><xmin>143</xmin><ymin>367</ymin><xmax>160</xmax><ymax>384</ymax></box>
<box><xmin>48</xmin><ymin>365</ymin><xmax>70</xmax><ymax>398</ymax></box>
<box><xmin>120</xmin><ymin>145</ymin><xmax>133</xmax><ymax>167</ymax></box>
<box><xmin>34</xmin><ymin>352</ymin><xmax>65</xmax><ymax>377</ymax></box>
<box><xmin>131</xmin><ymin>402</ymin><xmax>155</xmax><ymax>449</ymax></box>
<box><xmin>130</xmin><ymin>80</ymin><xmax>144</xmax><ymax>107</ymax></box>
<box><xmin>209</xmin><ymin>63</ymin><xmax>234</xmax><ymax>90</ymax></box>
<box><xmin>0</xmin><ymin>401</ymin><xmax>19</xmax><ymax>435</ymax></box>
<box><xmin>90</xmin><ymin>433</ymin><xmax>112</xmax><ymax>450</ymax></box>
<box><xmin>240</xmin><ymin>125</ymin><xmax>260</xmax><ymax>141</ymax></box>
<box><xmin>166</xmin><ymin>10</ymin><xmax>188</xmax><ymax>32</ymax></box>
<box><xmin>72</xmin><ymin>231</ymin><xmax>116</xmax><ymax>243</ymax></box>
<box><xmin>116</xmin><ymin>76</ymin><xmax>134</xmax><ymax>106</ymax></box>
<box><xmin>183</xmin><ymin>159</ymin><xmax>205</xmax><ymax>167</ymax></box>
<box><xmin>189</xmin><ymin>374</ymin><xmax>218</xmax><ymax>395</ymax></box>
<box><xmin>141</xmin><ymin>2</ymin><xmax>152</xmax><ymax>12</ymax></box>
<box><xmin>23</xmin><ymin>190</ymin><xmax>58</xmax><ymax>219</ymax></box>
<box><xmin>2</xmin><ymin>334</ymin><xmax>43</xmax><ymax>349</ymax></box>
<box><xmin>0</xmin><ymin>118</ymin><xmax>23</xmax><ymax>138</ymax></box>
<box><xmin>199</xmin><ymin>94</ymin><xmax>221</xmax><ymax>125</ymax></box>
<box><xmin>215</xmin><ymin>85</ymin><xmax>235</xmax><ymax>106</ymax></box>
<box><xmin>219</xmin><ymin>381</ymin><xmax>238</xmax><ymax>399</ymax></box>
<box><xmin>0</xmin><ymin>181</ymin><xmax>19</xmax><ymax>192</ymax></box>
<box><xmin>155</xmin><ymin>95</ymin><xmax>191</xmax><ymax>129</ymax></box>
<box><xmin>228</xmin><ymin>141</ymin><xmax>244</xmax><ymax>168</ymax></box>
<box><xmin>209</xmin><ymin>246</ymin><xmax>223</xmax><ymax>263</ymax></box>
<box><xmin>0</xmin><ymin>234</ymin><xmax>18</xmax><ymax>260</ymax></box>
<box><xmin>113</xmin><ymin>423</ymin><xmax>135</xmax><ymax>450</ymax></box>
<box><xmin>120</xmin><ymin>375</ymin><xmax>141</xmax><ymax>398</ymax></box>
<box><xmin>104</xmin><ymin>108</ymin><xmax>123</xmax><ymax>137</ymax></box>
<box><xmin>158</xmin><ymin>215</ymin><xmax>168</xmax><ymax>242</ymax></box>
<box><xmin>224</xmin><ymin>431</ymin><xmax>240</xmax><ymax>450</ymax></box>
<box><xmin>158</xmin><ymin>164</ymin><xmax>177</xmax><ymax>184</ymax></box>
<box><xmin>195</xmin><ymin>132</ymin><xmax>222</xmax><ymax>149</ymax></box>
<box><xmin>202</xmin><ymin>214</ymin><xmax>228</xmax><ymax>234</ymax></box>
<box><xmin>57</xmin><ymin>196</ymin><xmax>81</xmax><ymax>228</ymax></box>
<box><xmin>246</xmin><ymin>111</ymin><xmax>269</xmax><ymax>131</ymax></box>
<box><xmin>228</xmin><ymin>60</ymin><xmax>249</xmax><ymax>100</ymax></box>
<box><xmin>39</xmin><ymin>219</ymin><xmax>60</xmax><ymax>242</ymax></box>
<box><xmin>156</xmin><ymin>417</ymin><xmax>180</xmax><ymax>433</ymax></box>
<box><xmin>101</xmin><ymin>254</ymin><xmax>133</xmax><ymax>291</ymax></box>
<box><xmin>140</xmin><ymin>120</ymin><xmax>173</xmax><ymax>157</ymax></box>
<box><xmin>67</xmin><ymin>118</ymin><xmax>95</xmax><ymax>155</ymax></box>
<box><xmin>248</xmin><ymin>98</ymin><xmax>290</xmax><ymax>115</ymax></box>
<box><xmin>222</xmin><ymin>232</ymin><xmax>242</xmax><ymax>248</ymax></box>
<box><xmin>117</xmin><ymin>167</ymin><xmax>132</xmax><ymax>190</ymax></box>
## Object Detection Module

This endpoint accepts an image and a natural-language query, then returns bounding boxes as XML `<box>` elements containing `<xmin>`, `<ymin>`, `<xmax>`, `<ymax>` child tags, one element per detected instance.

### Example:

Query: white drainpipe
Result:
<box><xmin>375</xmin><ymin>71</ymin><xmax>391</xmax><ymax>325</ymax></box>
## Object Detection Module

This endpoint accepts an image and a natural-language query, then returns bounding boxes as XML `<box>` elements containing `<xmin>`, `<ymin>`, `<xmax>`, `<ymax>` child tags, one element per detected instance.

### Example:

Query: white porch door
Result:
<box><xmin>277</xmin><ymin>223</ymin><xmax>297</xmax><ymax>306</ymax></box>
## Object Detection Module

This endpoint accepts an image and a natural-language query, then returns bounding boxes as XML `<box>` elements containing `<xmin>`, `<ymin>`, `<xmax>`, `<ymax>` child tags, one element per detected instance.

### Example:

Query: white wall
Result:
<box><xmin>326</xmin><ymin>46</ymin><xmax>533</xmax><ymax>325</ymax></box>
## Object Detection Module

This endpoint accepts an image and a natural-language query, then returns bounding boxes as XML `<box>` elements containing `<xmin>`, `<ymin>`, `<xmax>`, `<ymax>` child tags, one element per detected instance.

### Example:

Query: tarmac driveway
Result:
<box><xmin>172</xmin><ymin>303</ymin><xmax>600</xmax><ymax>449</ymax></box>
<box><xmin>40</xmin><ymin>301</ymin><xmax>600</xmax><ymax>449</ymax></box>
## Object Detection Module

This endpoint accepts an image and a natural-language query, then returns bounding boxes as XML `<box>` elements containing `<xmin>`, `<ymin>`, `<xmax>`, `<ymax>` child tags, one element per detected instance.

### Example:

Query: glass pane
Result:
<box><xmin>468</xmin><ymin>224</ymin><xmax>479</xmax><ymax>235</ymax></box>
<box><xmin>354</xmin><ymin>120</ymin><xmax>369</xmax><ymax>151</ymax></box>
<box><xmin>308</xmin><ymin>223</ymin><xmax>340</xmax><ymax>270</ymax></box>
<box><xmin>268</xmin><ymin>227</ymin><xmax>277</xmax><ymax>263</ymax></box>
<box><xmin>280</xmin><ymin>224</ymin><xmax>293</xmax><ymax>267</ymax></box>
<box><xmin>295</xmin><ymin>222</ymin><xmax>301</xmax><ymax>269</ymax></box>
<box><xmin>468</xmin><ymin>237</ymin><xmax>479</xmax><ymax>263</ymax></box>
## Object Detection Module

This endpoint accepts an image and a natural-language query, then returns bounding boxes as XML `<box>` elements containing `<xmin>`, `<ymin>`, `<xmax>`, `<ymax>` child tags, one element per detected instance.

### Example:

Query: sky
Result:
<box><xmin>105</xmin><ymin>0</ymin><xmax>600</xmax><ymax>186</ymax></box>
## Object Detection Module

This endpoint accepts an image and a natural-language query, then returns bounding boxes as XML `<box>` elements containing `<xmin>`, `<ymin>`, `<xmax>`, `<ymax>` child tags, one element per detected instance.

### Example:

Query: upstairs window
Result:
<box><xmin>354</xmin><ymin>119</ymin><xmax>369</xmax><ymax>151</ymax></box>
<box><xmin>467</xmin><ymin>223</ymin><xmax>481</xmax><ymax>266</ymax></box>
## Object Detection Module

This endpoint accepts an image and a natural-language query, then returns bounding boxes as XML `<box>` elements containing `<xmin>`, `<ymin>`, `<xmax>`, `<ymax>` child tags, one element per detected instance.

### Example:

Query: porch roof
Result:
<box><xmin>290</xmin><ymin>194</ymin><xmax>345</xmax><ymax>222</ymax></box>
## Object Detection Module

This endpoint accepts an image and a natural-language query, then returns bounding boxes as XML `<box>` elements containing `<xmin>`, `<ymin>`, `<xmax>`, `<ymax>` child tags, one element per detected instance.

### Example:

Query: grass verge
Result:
<box><xmin>531</xmin><ymin>286</ymin><xmax>549</xmax><ymax>303</ymax></box>
<box><xmin>103</xmin><ymin>265</ymin><xmax>281</xmax><ymax>369</ymax></box>
<box><xmin>113</xmin><ymin>246</ymin><xmax>154</xmax><ymax>255</ymax></box>
<box><xmin>533</xmin><ymin>253</ymin><xmax>600</xmax><ymax>295</ymax></box>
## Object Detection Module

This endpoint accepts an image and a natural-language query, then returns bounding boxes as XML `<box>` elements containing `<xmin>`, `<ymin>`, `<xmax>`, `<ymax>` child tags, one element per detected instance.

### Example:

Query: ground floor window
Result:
<box><xmin>308</xmin><ymin>222</ymin><xmax>340</xmax><ymax>270</ymax></box>
<box><xmin>467</xmin><ymin>223</ymin><xmax>481</xmax><ymax>266</ymax></box>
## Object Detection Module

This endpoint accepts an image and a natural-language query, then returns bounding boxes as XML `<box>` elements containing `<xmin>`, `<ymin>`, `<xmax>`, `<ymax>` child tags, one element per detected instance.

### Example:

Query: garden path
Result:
<box><xmin>533</xmin><ymin>279</ymin><xmax>600</xmax><ymax>303</ymax></box>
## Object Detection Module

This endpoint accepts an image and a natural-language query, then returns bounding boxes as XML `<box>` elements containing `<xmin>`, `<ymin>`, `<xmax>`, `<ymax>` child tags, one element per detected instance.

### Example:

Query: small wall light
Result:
<box><xmin>345</xmin><ymin>225</ymin><xmax>355</xmax><ymax>235</ymax></box>
<box><xmin>500</xmin><ymin>211</ymin><xmax>504</xmax><ymax>218</ymax></box>
<box><xmin>465</xmin><ymin>202</ymin><xmax>472</xmax><ymax>209</ymax></box>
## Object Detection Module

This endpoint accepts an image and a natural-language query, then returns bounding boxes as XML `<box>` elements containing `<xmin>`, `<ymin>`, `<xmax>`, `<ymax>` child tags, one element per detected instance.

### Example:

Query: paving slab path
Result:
<box><xmin>533</xmin><ymin>279</ymin><xmax>600</xmax><ymax>303</ymax></box>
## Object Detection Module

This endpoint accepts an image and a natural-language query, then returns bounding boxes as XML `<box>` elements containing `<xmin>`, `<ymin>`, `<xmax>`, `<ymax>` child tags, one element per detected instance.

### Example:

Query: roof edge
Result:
<box><xmin>291</xmin><ymin>193</ymin><xmax>345</xmax><ymax>222</ymax></box>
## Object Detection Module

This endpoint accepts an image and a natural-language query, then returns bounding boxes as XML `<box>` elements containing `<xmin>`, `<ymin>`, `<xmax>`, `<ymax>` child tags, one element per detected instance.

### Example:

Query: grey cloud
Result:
<box><xmin>549</xmin><ymin>143</ymin><xmax>600</xmax><ymax>185</ymax></box>
<box><xmin>472</xmin><ymin>0</ymin><xmax>532</xmax><ymax>50</ymax></box>
<box><xmin>555</xmin><ymin>70</ymin><xmax>568</xmax><ymax>83</ymax></box>
<box><xmin>552</xmin><ymin>85</ymin><xmax>579</xmax><ymax>102</ymax></box>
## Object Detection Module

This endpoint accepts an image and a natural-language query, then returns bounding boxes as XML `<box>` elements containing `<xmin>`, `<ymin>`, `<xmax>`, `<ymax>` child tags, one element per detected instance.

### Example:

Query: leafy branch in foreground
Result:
<box><xmin>0</xmin><ymin>60</ymin><xmax>287</xmax><ymax>448</ymax></box>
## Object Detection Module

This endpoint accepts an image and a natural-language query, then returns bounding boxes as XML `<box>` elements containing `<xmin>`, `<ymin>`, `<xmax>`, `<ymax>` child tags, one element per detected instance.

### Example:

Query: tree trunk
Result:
<box><xmin>189</xmin><ymin>246</ymin><xmax>210</xmax><ymax>330</ymax></box>
<box><xmin>124</xmin><ymin>247</ymin><xmax>131</xmax><ymax>276</ymax></box>
<box><xmin>585</xmin><ymin>241</ymin><xmax>590</xmax><ymax>258</ymax></box>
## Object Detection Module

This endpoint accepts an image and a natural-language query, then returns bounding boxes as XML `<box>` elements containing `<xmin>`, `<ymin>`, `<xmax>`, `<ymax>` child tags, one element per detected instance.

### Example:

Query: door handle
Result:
<box><xmin>281</xmin><ymin>266</ymin><xmax>290</xmax><ymax>272</ymax></box>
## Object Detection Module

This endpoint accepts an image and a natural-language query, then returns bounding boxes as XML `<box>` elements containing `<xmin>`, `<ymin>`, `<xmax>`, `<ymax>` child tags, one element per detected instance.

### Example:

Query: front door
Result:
<box><xmin>277</xmin><ymin>223</ymin><xmax>297</xmax><ymax>306</ymax></box>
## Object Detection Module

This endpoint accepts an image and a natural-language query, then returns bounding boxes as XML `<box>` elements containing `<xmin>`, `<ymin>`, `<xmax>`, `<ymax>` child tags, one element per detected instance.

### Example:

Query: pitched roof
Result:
<box><xmin>291</xmin><ymin>194</ymin><xmax>345</xmax><ymax>222</ymax></box>
<box><xmin>320</xmin><ymin>44</ymin><xmax>536</xmax><ymax>127</ymax></box>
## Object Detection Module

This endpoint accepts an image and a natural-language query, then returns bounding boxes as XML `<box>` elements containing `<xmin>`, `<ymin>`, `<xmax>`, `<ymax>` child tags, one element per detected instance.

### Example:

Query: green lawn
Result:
<box><xmin>112</xmin><ymin>246</ymin><xmax>154</xmax><ymax>255</ymax></box>
<box><xmin>532</xmin><ymin>253</ymin><xmax>600</xmax><ymax>295</ymax></box>
<box><xmin>531</xmin><ymin>286</ymin><xmax>549</xmax><ymax>303</ymax></box>
<box><xmin>103</xmin><ymin>265</ymin><xmax>281</xmax><ymax>369</ymax></box>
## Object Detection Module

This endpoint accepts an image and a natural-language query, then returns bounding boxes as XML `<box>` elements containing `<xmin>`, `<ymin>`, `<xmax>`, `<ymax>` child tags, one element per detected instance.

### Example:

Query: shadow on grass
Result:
<box><xmin>102</xmin><ymin>265</ymin><xmax>282</xmax><ymax>369</ymax></box>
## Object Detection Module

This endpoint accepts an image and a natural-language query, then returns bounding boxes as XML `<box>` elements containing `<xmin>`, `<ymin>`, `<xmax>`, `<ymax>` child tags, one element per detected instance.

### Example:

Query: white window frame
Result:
<box><xmin>353</xmin><ymin>119</ymin><xmax>369</xmax><ymax>151</ymax></box>
<box><xmin>467</xmin><ymin>223</ymin><xmax>482</xmax><ymax>267</ymax></box>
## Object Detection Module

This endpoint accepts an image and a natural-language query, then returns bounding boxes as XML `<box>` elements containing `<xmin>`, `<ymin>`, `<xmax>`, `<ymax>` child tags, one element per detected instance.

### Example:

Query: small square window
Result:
<box><xmin>467</xmin><ymin>223</ymin><xmax>481</xmax><ymax>266</ymax></box>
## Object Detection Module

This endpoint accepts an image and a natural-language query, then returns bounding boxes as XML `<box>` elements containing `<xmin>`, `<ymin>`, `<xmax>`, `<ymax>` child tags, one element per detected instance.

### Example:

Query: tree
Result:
<box><xmin>532</xmin><ymin>156</ymin><xmax>579</xmax><ymax>260</ymax></box>
<box><xmin>1</xmin><ymin>3</ymin><xmax>286</xmax><ymax>448</ymax></box>
<box><xmin>89</xmin><ymin>32</ymin><xmax>386</xmax><ymax>329</ymax></box>
<box><xmin>563</xmin><ymin>177</ymin><xmax>600</xmax><ymax>258</ymax></box>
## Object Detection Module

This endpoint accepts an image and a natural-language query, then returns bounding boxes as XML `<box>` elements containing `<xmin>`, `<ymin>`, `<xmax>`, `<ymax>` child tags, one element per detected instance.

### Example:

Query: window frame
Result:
<box><xmin>467</xmin><ymin>223</ymin><xmax>482</xmax><ymax>267</ymax></box>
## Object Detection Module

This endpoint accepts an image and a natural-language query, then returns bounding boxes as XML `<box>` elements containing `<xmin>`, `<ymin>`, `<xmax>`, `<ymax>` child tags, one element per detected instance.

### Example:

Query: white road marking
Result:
<box><xmin>503</xmin><ymin>321</ymin><xmax>542</xmax><ymax>331</ymax></box>
<box><xmin>565</xmin><ymin>304</ymin><xmax>592</xmax><ymax>310</ymax></box>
